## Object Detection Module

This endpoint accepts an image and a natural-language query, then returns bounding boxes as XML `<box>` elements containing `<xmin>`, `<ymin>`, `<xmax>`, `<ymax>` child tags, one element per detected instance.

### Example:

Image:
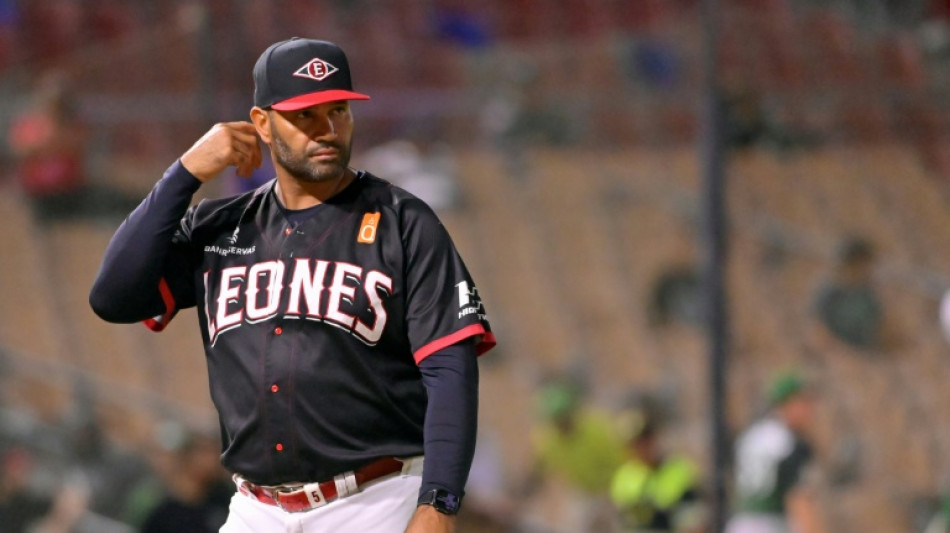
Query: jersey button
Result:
<box><xmin>275</xmin><ymin>443</ymin><xmax>284</xmax><ymax>452</ymax></box>
<box><xmin>274</xmin><ymin>327</ymin><xmax>283</xmax><ymax>335</ymax></box>
<box><xmin>271</xmin><ymin>384</ymin><xmax>279</xmax><ymax>393</ymax></box>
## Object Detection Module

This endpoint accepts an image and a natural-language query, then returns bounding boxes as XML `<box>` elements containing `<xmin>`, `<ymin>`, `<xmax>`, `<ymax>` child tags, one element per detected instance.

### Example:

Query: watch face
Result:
<box><xmin>421</xmin><ymin>489</ymin><xmax>461</xmax><ymax>514</ymax></box>
<box><xmin>437</xmin><ymin>491</ymin><xmax>460</xmax><ymax>513</ymax></box>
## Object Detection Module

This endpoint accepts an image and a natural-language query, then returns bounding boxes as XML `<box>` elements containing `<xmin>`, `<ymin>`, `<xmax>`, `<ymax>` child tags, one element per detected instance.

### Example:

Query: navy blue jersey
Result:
<box><xmin>95</xmin><ymin>162</ymin><xmax>494</xmax><ymax>486</ymax></box>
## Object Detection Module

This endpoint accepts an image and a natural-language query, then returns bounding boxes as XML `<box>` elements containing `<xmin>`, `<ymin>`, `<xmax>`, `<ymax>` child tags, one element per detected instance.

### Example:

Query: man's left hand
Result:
<box><xmin>405</xmin><ymin>505</ymin><xmax>456</xmax><ymax>533</ymax></box>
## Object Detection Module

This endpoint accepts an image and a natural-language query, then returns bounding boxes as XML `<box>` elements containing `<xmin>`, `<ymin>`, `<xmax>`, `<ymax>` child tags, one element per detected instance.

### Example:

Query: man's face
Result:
<box><xmin>781</xmin><ymin>393</ymin><xmax>815</xmax><ymax>432</ymax></box>
<box><xmin>267</xmin><ymin>101</ymin><xmax>354</xmax><ymax>183</ymax></box>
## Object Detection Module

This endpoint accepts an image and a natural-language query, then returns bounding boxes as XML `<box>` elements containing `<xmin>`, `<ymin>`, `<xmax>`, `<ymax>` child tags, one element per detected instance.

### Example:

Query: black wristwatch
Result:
<box><xmin>418</xmin><ymin>488</ymin><xmax>462</xmax><ymax>515</ymax></box>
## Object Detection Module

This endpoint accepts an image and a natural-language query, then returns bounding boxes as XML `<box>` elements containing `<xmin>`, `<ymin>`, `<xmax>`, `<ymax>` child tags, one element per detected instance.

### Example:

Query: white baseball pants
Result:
<box><xmin>220</xmin><ymin>458</ymin><xmax>423</xmax><ymax>533</ymax></box>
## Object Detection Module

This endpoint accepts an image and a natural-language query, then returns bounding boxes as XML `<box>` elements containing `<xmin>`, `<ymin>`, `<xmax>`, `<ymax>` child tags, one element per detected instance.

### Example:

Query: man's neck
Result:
<box><xmin>274</xmin><ymin>168</ymin><xmax>356</xmax><ymax>210</ymax></box>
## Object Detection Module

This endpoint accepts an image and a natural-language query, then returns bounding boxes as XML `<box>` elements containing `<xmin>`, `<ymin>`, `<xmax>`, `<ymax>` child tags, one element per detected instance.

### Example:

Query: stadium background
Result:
<box><xmin>0</xmin><ymin>0</ymin><xmax>949</xmax><ymax>531</ymax></box>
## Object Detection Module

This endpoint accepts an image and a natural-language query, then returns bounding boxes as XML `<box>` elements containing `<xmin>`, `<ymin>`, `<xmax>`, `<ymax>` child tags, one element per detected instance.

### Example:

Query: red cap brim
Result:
<box><xmin>270</xmin><ymin>90</ymin><xmax>371</xmax><ymax>111</ymax></box>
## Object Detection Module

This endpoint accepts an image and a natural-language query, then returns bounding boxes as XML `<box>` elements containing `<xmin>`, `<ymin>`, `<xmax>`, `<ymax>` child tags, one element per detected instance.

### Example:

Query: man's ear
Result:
<box><xmin>250</xmin><ymin>107</ymin><xmax>271</xmax><ymax>144</ymax></box>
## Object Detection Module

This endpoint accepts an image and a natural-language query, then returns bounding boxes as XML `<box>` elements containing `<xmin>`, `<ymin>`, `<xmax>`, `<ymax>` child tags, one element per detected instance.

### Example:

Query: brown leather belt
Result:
<box><xmin>236</xmin><ymin>457</ymin><xmax>405</xmax><ymax>513</ymax></box>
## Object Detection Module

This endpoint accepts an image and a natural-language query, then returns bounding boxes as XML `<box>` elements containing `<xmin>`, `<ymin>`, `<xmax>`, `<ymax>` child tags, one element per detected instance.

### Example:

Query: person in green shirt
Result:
<box><xmin>522</xmin><ymin>380</ymin><xmax>626</xmax><ymax>532</ymax></box>
<box><xmin>610</xmin><ymin>409</ymin><xmax>706</xmax><ymax>532</ymax></box>
<box><xmin>531</xmin><ymin>383</ymin><xmax>625</xmax><ymax>493</ymax></box>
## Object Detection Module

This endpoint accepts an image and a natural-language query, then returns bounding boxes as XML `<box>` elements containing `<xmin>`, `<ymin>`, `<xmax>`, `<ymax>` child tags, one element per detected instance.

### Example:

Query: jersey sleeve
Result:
<box><xmin>144</xmin><ymin>206</ymin><xmax>201</xmax><ymax>331</ymax></box>
<box><xmin>401</xmin><ymin>200</ymin><xmax>495</xmax><ymax>363</ymax></box>
<box><xmin>89</xmin><ymin>160</ymin><xmax>201</xmax><ymax>330</ymax></box>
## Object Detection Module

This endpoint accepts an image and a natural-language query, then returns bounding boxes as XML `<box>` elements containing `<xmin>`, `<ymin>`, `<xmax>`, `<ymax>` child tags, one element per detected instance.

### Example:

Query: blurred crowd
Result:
<box><xmin>466</xmin><ymin>365</ymin><xmax>946</xmax><ymax>533</ymax></box>
<box><xmin>2</xmin><ymin>371</ymin><xmax>948</xmax><ymax>533</ymax></box>
<box><xmin>0</xmin><ymin>401</ymin><xmax>231</xmax><ymax>533</ymax></box>
<box><xmin>0</xmin><ymin>365</ymin><xmax>826</xmax><ymax>533</ymax></box>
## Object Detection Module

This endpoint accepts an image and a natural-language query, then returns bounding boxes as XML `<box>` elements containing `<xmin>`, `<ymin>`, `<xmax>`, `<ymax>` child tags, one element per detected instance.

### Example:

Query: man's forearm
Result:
<box><xmin>417</xmin><ymin>341</ymin><xmax>479</xmax><ymax>500</ymax></box>
<box><xmin>787</xmin><ymin>489</ymin><xmax>826</xmax><ymax>533</ymax></box>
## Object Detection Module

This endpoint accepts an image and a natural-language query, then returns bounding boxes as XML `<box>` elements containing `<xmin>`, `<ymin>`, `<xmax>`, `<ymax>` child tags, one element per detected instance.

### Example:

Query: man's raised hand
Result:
<box><xmin>181</xmin><ymin>122</ymin><xmax>262</xmax><ymax>182</ymax></box>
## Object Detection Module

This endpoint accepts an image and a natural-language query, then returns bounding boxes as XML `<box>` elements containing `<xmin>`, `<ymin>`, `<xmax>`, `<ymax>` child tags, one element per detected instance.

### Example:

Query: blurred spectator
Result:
<box><xmin>28</xmin><ymin>476</ymin><xmax>134</xmax><ymax>533</ymax></box>
<box><xmin>723</xmin><ymin>84</ymin><xmax>774</xmax><ymax>151</ymax></box>
<box><xmin>0</xmin><ymin>443</ymin><xmax>129</xmax><ymax>533</ymax></box>
<box><xmin>139</xmin><ymin>422</ymin><xmax>231</xmax><ymax>533</ymax></box>
<box><xmin>7</xmin><ymin>73</ymin><xmax>86</xmax><ymax>220</ymax></box>
<box><xmin>85</xmin><ymin>0</ymin><xmax>136</xmax><ymax>44</ymax></box>
<box><xmin>882</xmin><ymin>0</ymin><xmax>931</xmax><ymax>28</ymax></box>
<box><xmin>924</xmin><ymin>490</ymin><xmax>950</xmax><ymax>533</ymax></box>
<box><xmin>432</xmin><ymin>6</ymin><xmax>492</xmax><ymax>49</ymax></box>
<box><xmin>0</xmin><ymin>446</ymin><xmax>55</xmax><ymax>532</ymax></box>
<box><xmin>501</xmin><ymin>77</ymin><xmax>574</xmax><ymax>148</ymax></box>
<box><xmin>0</xmin><ymin>0</ymin><xmax>18</xmax><ymax>70</ymax></box>
<box><xmin>721</xmin><ymin>83</ymin><xmax>819</xmax><ymax>153</ymax></box>
<box><xmin>18</xmin><ymin>1</ymin><xmax>83</xmax><ymax>66</ymax></box>
<box><xmin>6</xmin><ymin>72</ymin><xmax>139</xmax><ymax>226</ymax></box>
<box><xmin>717</xmin><ymin>45</ymin><xmax>826</xmax><ymax>153</ymax></box>
<box><xmin>810</xmin><ymin>236</ymin><xmax>885</xmax><ymax>353</ymax></box>
<box><xmin>726</xmin><ymin>372</ymin><xmax>826</xmax><ymax>533</ymax></box>
<box><xmin>623</xmin><ymin>37</ymin><xmax>681</xmax><ymax>92</ymax></box>
<box><xmin>521</xmin><ymin>378</ymin><xmax>626</xmax><ymax>532</ymax></box>
<box><xmin>359</xmin><ymin>122</ymin><xmax>463</xmax><ymax>211</ymax></box>
<box><xmin>938</xmin><ymin>287</ymin><xmax>950</xmax><ymax>346</ymax></box>
<box><xmin>647</xmin><ymin>265</ymin><xmax>703</xmax><ymax>328</ymax></box>
<box><xmin>58</xmin><ymin>408</ymin><xmax>152</xmax><ymax>527</ymax></box>
<box><xmin>610</xmin><ymin>406</ymin><xmax>706</xmax><ymax>532</ymax></box>
<box><xmin>479</xmin><ymin>59</ymin><xmax>577</xmax><ymax>178</ymax></box>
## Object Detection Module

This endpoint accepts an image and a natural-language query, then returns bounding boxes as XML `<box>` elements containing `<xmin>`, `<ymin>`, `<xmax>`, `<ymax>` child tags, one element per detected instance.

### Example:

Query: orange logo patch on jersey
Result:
<box><xmin>357</xmin><ymin>212</ymin><xmax>381</xmax><ymax>244</ymax></box>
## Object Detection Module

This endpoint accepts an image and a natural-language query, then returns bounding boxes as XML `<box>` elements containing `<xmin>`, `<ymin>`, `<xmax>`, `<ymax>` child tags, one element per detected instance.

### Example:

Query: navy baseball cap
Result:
<box><xmin>253</xmin><ymin>38</ymin><xmax>370</xmax><ymax>111</ymax></box>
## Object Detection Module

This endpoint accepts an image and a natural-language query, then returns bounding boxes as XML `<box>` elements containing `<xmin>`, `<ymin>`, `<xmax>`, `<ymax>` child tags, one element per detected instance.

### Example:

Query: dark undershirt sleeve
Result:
<box><xmin>417</xmin><ymin>341</ymin><xmax>479</xmax><ymax>502</ymax></box>
<box><xmin>89</xmin><ymin>160</ymin><xmax>201</xmax><ymax>323</ymax></box>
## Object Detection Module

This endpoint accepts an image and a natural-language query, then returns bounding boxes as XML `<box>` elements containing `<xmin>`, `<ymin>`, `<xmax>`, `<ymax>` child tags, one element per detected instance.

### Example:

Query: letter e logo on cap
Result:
<box><xmin>294</xmin><ymin>58</ymin><xmax>339</xmax><ymax>81</ymax></box>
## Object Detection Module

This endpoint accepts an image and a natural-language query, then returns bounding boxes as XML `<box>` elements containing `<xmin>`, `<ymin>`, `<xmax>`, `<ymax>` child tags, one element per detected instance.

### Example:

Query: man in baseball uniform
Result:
<box><xmin>89</xmin><ymin>37</ymin><xmax>495</xmax><ymax>533</ymax></box>
<box><xmin>726</xmin><ymin>373</ymin><xmax>825</xmax><ymax>533</ymax></box>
